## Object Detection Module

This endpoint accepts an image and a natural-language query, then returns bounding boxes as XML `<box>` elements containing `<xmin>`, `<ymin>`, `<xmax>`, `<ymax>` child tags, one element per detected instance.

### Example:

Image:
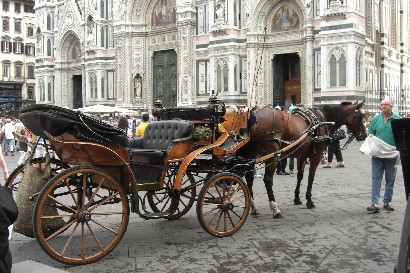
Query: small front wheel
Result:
<box><xmin>196</xmin><ymin>173</ymin><xmax>250</xmax><ymax>237</ymax></box>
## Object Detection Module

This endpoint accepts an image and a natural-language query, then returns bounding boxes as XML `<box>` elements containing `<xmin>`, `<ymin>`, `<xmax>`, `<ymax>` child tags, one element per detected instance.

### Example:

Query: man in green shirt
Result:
<box><xmin>367</xmin><ymin>99</ymin><xmax>401</xmax><ymax>212</ymax></box>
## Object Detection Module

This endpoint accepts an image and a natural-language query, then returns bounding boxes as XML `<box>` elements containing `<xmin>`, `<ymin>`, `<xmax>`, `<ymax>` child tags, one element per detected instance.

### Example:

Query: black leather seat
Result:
<box><xmin>128</xmin><ymin>120</ymin><xmax>193</xmax><ymax>164</ymax></box>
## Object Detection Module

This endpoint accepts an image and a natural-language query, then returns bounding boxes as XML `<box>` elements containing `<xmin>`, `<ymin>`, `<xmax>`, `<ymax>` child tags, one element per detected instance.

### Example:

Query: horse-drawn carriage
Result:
<box><xmin>5</xmin><ymin>96</ymin><xmax>362</xmax><ymax>265</ymax></box>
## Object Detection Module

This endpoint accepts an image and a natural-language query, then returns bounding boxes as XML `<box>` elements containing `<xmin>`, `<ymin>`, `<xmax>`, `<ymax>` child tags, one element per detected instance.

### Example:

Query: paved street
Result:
<box><xmin>5</xmin><ymin>140</ymin><xmax>407</xmax><ymax>273</ymax></box>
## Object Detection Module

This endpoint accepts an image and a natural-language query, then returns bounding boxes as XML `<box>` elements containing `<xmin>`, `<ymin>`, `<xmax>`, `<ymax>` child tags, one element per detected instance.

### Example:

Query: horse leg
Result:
<box><xmin>264</xmin><ymin>160</ymin><xmax>282</xmax><ymax>218</ymax></box>
<box><xmin>245</xmin><ymin>171</ymin><xmax>260</xmax><ymax>215</ymax></box>
<box><xmin>294</xmin><ymin>158</ymin><xmax>306</xmax><ymax>205</ymax></box>
<box><xmin>305</xmin><ymin>154</ymin><xmax>322</xmax><ymax>209</ymax></box>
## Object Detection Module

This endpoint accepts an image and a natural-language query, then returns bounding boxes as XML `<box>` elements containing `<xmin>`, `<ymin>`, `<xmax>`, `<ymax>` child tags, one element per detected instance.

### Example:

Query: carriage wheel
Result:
<box><xmin>33</xmin><ymin>166</ymin><xmax>129</xmax><ymax>265</ymax></box>
<box><xmin>196</xmin><ymin>173</ymin><xmax>250</xmax><ymax>237</ymax></box>
<box><xmin>147</xmin><ymin>172</ymin><xmax>196</xmax><ymax>219</ymax></box>
<box><xmin>5</xmin><ymin>158</ymin><xmax>69</xmax><ymax>190</ymax></box>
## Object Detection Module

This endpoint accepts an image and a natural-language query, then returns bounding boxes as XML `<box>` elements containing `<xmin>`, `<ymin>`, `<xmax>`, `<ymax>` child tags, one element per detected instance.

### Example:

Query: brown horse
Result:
<box><xmin>238</xmin><ymin>101</ymin><xmax>367</xmax><ymax>217</ymax></box>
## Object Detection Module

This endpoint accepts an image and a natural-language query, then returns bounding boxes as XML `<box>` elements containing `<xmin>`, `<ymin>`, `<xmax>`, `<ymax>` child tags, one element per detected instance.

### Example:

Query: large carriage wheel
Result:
<box><xmin>146</xmin><ymin>172</ymin><xmax>196</xmax><ymax>219</ymax></box>
<box><xmin>4</xmin><ymin>157</ymin><xmax>69</xmax><ymax>190</ymax></box>
<box><xmin>196</xmin><ymin>173</ymin><xmax>250</xmax><ymax>237</ymax></box>
<box><xmin>32</xmin><ymin>166</ymin><xmax>129</xmax><ymax>265</ymax></box>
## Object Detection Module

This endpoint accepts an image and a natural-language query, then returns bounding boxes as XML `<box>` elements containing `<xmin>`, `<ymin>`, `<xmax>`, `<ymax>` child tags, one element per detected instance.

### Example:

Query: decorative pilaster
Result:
<box><xmin>176</xmin><ymin>3</ymin><xmax>196</xmax><ymax>105</ymax></box>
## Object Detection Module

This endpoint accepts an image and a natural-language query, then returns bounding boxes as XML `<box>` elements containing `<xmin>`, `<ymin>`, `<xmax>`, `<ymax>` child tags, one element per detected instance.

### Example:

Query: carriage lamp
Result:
<box><xmin>152</xmin><ymin>100</ymin><xmax>164</xmax><ymax>118</ymax></box>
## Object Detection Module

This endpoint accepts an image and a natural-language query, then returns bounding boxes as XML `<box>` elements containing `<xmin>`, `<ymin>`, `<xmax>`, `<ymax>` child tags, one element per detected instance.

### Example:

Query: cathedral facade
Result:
<box><xmin>34</xmin><ymin>0</ymin><xmax>410</xmax><ymax>114</ymax></box>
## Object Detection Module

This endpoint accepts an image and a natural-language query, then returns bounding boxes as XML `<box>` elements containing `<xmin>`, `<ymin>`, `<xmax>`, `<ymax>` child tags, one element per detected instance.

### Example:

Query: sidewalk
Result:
<box><xmin>7</xmin><ymin>141</ymin><xmax>406</xmax><ymax>273</ymax></box>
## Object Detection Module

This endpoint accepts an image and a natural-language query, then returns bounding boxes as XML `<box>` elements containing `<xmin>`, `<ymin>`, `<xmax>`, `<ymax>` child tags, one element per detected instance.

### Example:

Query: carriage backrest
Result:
<box><xmin>141</xmin><ymin>120</ymin><xmax>193</xmax><ymax>150</ymax></box>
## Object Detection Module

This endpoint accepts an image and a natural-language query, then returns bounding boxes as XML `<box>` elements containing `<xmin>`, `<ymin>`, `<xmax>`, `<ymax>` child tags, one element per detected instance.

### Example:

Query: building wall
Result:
<box><xmin>0</xmin><ymin>0</ymin><xmax>35</xmax><ymax>117</ymax></box>
<box><xmin>34</xmin><ymin>0</ymin><xmax>410</xmax><ymax>115</ymax></box>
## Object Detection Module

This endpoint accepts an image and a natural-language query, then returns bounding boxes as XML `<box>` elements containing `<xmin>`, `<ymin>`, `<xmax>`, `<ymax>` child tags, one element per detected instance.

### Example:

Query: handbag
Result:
<box><xmin>332</xmin><ymin>129</ymin><xmax>346</xmax><ymax>141</ymax></box>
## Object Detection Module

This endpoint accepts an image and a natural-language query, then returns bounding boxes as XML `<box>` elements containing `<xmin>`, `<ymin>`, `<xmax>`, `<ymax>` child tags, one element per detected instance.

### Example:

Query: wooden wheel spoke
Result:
<box><xmin>85</xmin><ymin>177</ymin><xmax>106</xmax><ymax>209</ymax></box>
<box><xmin>86</xmin><ymin>222</ymin><xmax>104</xmax><ymax>251</ymax></box>
<box><xmin>34</xmin><ymin>166</ymin><xmax>130</xmax><ymax>265</ymax></box>
<box><xmin>64</xmin><ymin>180</ymin><xmax>79</xmax><ymax>208</ymax></box>
<box><xmin>91</xmin><ymin>212</ymin><xmax>124</xmax><ymax>216</ymax></box>
<box><xmin>179</xmin><ymin>198</ymin><xmax>188</xmax><ymax>208</ymax></box>
<box><xmin>159</xmin><ymin>197</ymin><xmax>171</xmax><ymax>211</ymax></box>
<box><xmin>90</xmin><ymin>219</ymin><xmax>119</xmax><ymax>235</ymax></box>
<box><xmin>82</xmin><ymin>173</ymin><xmax>87</xmax><ymax>206</ymax></box>
<box><xmin>230</xmin><ymin>193</ymin><xmax>246</xmax><ymax>204</ymax></box>
<box><xmin>61</xmin><ymin>221</ymin><xmax>80</xmax><ymax>256</ymax></box>
<box><xmin>206</xmin><ymin>207</ymin><xmax>223</xmax><ymax>225</ymax></box>
<box><xmin>213</xmin><ymin>183</ymin><xmax>223</xmax><ymax>199</ymax></box>
<box><xmin>81</xmin><ymin>223</ymin><xmax>85</xmax><ymax>258</ymax></box>
<box><xmin>41</xmin><ymin>214</ymin><xmax>73</xmax><ymax>219</ymax></box>
<box><xmin>215</xmin><ymin>210</ymin><xmax>224</xmax><ymax>231</ymax></box>
<box><xmin>47</xmin><ymin>195</ymin><xmax>77</xmax><ymax>213</ymax></box>
<box><xmin>88</xmin><ymin>191</ymin><xmax>120</xmax><ymax>212</ymax></box>
<box><xmin>226</xmin><ymin>210</ymin><xmax>236</xmax><ymax>228</ymax></box>
<box><xmin>229</xmin><ymin>209</ymin><xmax>244</xmax><ymax>220</ymax></box>
<box><xmin>44</xmin><ymin>218</ymin><xmax>76</xmax><ymax>242</ymax></box>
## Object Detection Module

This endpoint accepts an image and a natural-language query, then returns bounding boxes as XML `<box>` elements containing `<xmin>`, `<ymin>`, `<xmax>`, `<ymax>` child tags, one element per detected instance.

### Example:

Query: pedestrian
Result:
<box><xmin>117</xmin><ymin>115</ymin><xmax>128</xmax><ymax>133</ymax></box>
<box><xmin>132</xmin><ymin>118</ymin><xmax>137</xmax><ymax>137</ymax></box>
<box><xmin>3</xmin><ymin>119</ymin><xmax>15</xmax><ymax>156</ymax></box>
<box><xmin>12</xmin><ymin>128</ymin><xmax>33</xmax><ymax>165</ymax></box>
<box><xmin>323</xmin><ymin>128</ymin><xmax>345</xmax><ymax>168</ymax></box>
<box><xmin>0</xmin><ymin>143</ymin><xmax>9</xmax><ymax>181</ymax></box>
<box><xmin>127</xmin><ymin>115</ymin><xmax>133</xmax><ymax>136</ymax></box>
<box><xmin>323</xmin><ymin>140</ymin><xmax>344</xmax><ymax>168</ymax></box>
<box><xmin>136</xmin><ymin>113</ymin><xmax>150</xmax><ymax>137</ymax></box>
<box><xmin>276</xmin><ymin>158</ymin><xmax>290</xmax><ymax>175</ymax></box>
<box><xmin>367</xmin><ymin>99</ymin><xmax>401</xmax><ymax>213</ymax></box>
<box><xmin>0</xmin><ymin>185</ymin><xmax>18</xmax><ymax>273</ymax></box>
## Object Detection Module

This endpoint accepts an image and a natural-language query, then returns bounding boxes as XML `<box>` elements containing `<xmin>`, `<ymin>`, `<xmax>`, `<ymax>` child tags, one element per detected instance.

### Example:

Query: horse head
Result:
<box><xmin>341</xmin><ymin>101</ymin><xmax>367</xmax><ymax>141</ymax></box>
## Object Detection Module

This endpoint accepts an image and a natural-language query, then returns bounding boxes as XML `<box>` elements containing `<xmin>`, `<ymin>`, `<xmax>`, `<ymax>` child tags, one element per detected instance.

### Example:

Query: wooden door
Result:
<box><xmin>282</xmin><ymin>54</ymin><xmax>301</xmax><ymax>106</ymax></box>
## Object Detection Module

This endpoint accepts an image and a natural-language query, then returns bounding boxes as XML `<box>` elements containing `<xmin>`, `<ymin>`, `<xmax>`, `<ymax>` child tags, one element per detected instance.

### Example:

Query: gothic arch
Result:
<box><xmin>327</xmin><ymin>46</ymin><xmax>348</xmax><ymax>87</ymax></box>
<box><xmin>129</xmin><ymin>0</ymin><xmax>153</xmax><ymax>25</ymax></box>
<box><xmin>58</xmin><ymin>31</ymin><xmax>81</xmax><ymax>63</ymax></box>
<box><xmin>250</xmin><ymin>0</ymin><xmax>306</xmax><ymax>33</ymax></box>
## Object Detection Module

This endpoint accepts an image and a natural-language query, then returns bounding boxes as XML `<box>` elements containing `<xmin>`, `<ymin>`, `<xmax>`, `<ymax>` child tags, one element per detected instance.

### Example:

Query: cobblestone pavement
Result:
<box><xmin>6</xmin><ymin>141</ymin><xmax>406</xmax><ymax>273</ymax></box>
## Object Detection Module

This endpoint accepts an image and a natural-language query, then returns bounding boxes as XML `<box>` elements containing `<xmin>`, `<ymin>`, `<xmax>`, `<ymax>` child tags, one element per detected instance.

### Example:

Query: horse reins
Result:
<box><xmin>328</xmin><ymin>110</ymin><xmax>366</xmax><ymax>151</ymax></box>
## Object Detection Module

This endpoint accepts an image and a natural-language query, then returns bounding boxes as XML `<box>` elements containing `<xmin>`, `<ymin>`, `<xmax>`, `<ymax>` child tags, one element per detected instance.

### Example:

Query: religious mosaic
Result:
<box><xmin>151</xmin><ymin>0</ymin><xmax>177</xmax><ymax>28</ymax></box>
<box><xmin>271</xmin><ymin>4</ymin><xmax>300</xmax><ymax>32</ymax></box>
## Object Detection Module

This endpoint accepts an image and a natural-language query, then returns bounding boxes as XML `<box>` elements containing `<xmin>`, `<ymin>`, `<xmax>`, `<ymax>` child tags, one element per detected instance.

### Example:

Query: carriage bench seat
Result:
<box><xmin>127</xmin><ymin>120</ymin><xmax>194</xmax><ymax>165</ymax></box>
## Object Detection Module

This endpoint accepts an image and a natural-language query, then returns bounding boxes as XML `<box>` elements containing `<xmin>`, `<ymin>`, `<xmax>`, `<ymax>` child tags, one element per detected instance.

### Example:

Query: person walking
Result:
<box><xmin>323</xmin><ymin>129</ymin><xmax>345</xmax><ymax>168</ymax></box>
<box><xmin>367</xmin><ymin>99</ymin><xmax>401</xmax><ymax>213</ymax></box>
<box><xmin>3</xmin><ymin>119</ymin><xmax>15</xmax><ymax>156</ymax></box>
<box><xmin>136</xmin><ymin>114</ymin><xmax>150</xmax><ymax>137</ymax></box>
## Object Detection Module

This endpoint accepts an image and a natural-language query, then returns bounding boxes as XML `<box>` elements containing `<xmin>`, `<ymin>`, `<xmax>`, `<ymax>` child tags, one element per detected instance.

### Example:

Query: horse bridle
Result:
<box><xmin>330</xmin><ymin>109</ymin><xmax>366</xmax><ymax>150</ymax></box>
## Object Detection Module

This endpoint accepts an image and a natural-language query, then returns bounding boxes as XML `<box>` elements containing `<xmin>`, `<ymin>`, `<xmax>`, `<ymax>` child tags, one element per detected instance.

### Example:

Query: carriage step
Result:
<box><xmin>131</xmin><ymin>191</ymin><xmax>180</xmax><ymax>220</ymax></box>
<box><xmin>140</xmin><ymin>211</ymin><xmax>174</xmax><ymax>219</ymax></box>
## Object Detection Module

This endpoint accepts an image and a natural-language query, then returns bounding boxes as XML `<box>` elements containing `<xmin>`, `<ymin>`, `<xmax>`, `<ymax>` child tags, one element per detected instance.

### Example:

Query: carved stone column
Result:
<box><xmin>176</xmin><ymin>4</ymin><xmax>196</xmax><ymax>105</ymax></box>
<box><xmin>305</xmin><ymin>24</ymin><xmax>314</xmax><ymax>106</ymax></box>
<box><xmin>246</xmin><ymin>43</ymin><xmax>258</xmax><ymax>107</ymax></box>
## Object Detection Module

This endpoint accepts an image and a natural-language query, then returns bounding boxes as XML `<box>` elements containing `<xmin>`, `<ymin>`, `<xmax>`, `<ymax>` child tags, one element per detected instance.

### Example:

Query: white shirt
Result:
<box><xmin>4</xmin><ymin>122</ymin><xmax>15</xmax><ymax>140</ymax></box>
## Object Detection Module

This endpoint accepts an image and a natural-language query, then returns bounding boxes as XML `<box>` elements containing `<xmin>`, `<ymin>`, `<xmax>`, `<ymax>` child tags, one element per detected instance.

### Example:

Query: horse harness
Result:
<box><xmin>252</xmin><ymin>107</ymin><xmax>331</xmax><ymax>145</ymax></box>
<box><xmin>251</xmin><ymin>107</ymin><xmax>332</xmax><ymax>162</ymax></box>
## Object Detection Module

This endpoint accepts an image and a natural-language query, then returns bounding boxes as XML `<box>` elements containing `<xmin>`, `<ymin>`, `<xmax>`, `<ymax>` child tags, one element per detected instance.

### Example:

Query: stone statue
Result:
<box><xmin>215</xmin><ymin>0</ymin><xmax>225</xmax><ymax>21</ymax></box>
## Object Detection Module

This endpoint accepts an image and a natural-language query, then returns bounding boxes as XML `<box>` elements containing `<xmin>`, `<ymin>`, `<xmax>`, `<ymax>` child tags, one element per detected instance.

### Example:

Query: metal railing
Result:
<box><xmin>363</xmin><ymin>88</ymin><xmax>410</xmax><ymax>116</ymax></box>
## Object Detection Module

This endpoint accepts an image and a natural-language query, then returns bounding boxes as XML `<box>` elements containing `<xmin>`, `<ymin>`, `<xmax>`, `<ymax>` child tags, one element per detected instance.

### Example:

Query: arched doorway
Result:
<box><xmin>57</xmin><ymin>32</ymin><xmax>83</xmax><ymax>109</ymax></box>
<box><xmin>272</xmin><ymin>53</ymin><xmax>301</xmax><ymax>108</ymax></box>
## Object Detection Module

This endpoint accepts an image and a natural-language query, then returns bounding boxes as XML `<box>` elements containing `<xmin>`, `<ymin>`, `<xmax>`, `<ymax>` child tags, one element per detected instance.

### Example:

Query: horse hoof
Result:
<box><xmin>251</xmin><ymin>210</ymin><xmax>260</xmax><ymax>215</ymax></box>
<box><xmin>306</xmin><ymin>202</ymin><xmax>315</xmax><ymax>209</ymax></box>
<box><xmin>293</xmin><ymin>199</ymin><xmax>302</xmax><ymax>205</ymax></box>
